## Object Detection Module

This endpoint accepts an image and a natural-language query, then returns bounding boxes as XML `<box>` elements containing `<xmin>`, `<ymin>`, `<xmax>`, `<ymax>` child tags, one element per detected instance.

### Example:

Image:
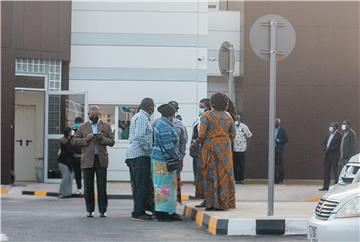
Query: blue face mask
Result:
<box><xmin>74</xmin><ymin>123</ymin><xmax>80</xmax><ymax>129</ymax></box>
<box><xmin>198</xmin><ymin>108</ymin><xmax>205</xmax><ymax>117</ymax></box>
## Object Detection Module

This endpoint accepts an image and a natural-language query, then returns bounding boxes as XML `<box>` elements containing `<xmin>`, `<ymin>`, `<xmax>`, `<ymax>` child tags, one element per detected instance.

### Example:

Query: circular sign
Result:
<box><xmin>218</xmin><ymin>41</ymin><xmax>235</xmax><ymax>78</ymax></box>
<box><xmin>249</xmin><ymin>15</ymin><xmax>296</xmax><ymax>62</ymax></box>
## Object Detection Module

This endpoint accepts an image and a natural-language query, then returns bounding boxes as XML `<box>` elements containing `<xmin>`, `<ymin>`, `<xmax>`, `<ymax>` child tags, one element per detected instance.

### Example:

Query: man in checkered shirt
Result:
<box><xmin>125</xmin><ymin>98</ymin><xmax>155</xmax><ymax>221</ymax></box>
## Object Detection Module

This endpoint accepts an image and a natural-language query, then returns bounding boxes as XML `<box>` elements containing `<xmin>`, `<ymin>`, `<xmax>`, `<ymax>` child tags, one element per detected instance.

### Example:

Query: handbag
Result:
<box><xmin>156</xmin><ymin>137</ymin><xmax>179</xmax><ymax>172</ymax></box>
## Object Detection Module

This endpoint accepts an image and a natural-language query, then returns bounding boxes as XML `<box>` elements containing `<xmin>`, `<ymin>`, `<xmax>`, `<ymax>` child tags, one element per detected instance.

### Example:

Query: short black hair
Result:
<box><xmin>199</xmin><ymin>98</ymin><xmax>211</xmax><ymax>110</ymax></box>
<box><xmin>74</xmin><ymin>117</ymin><xmax>83</xmax><ymax>123</ymax></box>
<box><xmin>140</xmin><ymin>98</ymin><xmax>155</xmax><ymax>113</ymax></box>
<box><xmin>210</xmin><ymin>92</ymin><xmax>229</xmax><ymax>111</ymax></box>
<box><xmin>63</xmin><ymin>127</ymin><xmax>72</xmax><ymax>137</ymax></box>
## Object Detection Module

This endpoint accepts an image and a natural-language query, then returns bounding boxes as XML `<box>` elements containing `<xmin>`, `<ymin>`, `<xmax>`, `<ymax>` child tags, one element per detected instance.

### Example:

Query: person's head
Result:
<box><xmin>341</xmin><ymin>120</ymin><xmax>351</xmax><ymax>131</ymax></box>
<box><xmin>168</xmin><ymin>101</ymin><xmax>179</xmax><ymax>113</ymax></box>
<box><xmin>63</xmin><ymin>127</ymin><xmax>72</xmax><ymax>138</ymax></box>
<box><xmin>210</xmin><ymin>92</ymin><xmax>229</xmax><ymax>111</ymax></box>
<box><xmin>275</xmin><ymin>118</ymin><xmax>281</xmax><ymax>128</ymax></box>
<box><xmin>140</xmin><ymin>98</ymin><xmax>155</xmax><ymax>115</ymax></box>
<box><xmin>74</xmin><ymin>117</ymin><xmax>83</xmax><ymax>130</ymax></box>
<box><xmin>88</xmin><ymin>105</ymin><xmax>101</xmax><ymax>124</ymax></box>
<box><xmin>198</xmin><ymin>98</ymin><xmax>210</xmax><ymax>117</ymax></box>
<box><xmin>234</xmin><ymin>114</ymin><xmax>241</xmax><ymax>126</ymax></box>
<box><xmin>157</xmin><ymin>104</ymin><xmax>176</xmax><ymax>120</ymax></box>
<box><xmin>329</xmin><ymin>122</ymin><xmax>339</xmax><ymax>133</ymax></box>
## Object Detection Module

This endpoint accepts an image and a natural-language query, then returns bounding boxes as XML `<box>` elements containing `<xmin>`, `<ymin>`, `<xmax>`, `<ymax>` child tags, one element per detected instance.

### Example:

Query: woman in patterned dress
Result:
<box><xmin>192</xmin><ymin>92</ymin><xmax>236</xmax><ymax>211</ymax></box>
<box><xmin>151</xmin><ymin>104</ymin><xmax>182</xmax><ymax>221</ymax></box>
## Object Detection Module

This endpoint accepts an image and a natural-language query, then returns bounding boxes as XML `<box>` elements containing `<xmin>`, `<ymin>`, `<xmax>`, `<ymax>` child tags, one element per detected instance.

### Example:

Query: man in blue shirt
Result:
<box><xmin>125</xmin><ymin>98</ymin><xmax>155</xmax><ymax>221</ymax></box>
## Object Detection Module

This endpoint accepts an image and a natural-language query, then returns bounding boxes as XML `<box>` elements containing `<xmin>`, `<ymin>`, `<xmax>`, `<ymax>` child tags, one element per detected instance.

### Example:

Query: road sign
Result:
<box><xmin>249</xmin><ymin>15</ymin><xmax>295</xmax><ymax>216</ymax></box>
<box><xmin>250</xmin><ymin>15</ymin><xmax>296</xmax><ymax>62</ymax></box>
<box><xmin>218</xmin><ymin>41</ymin><xmax>235</xmax><ymax>101</ymax></box>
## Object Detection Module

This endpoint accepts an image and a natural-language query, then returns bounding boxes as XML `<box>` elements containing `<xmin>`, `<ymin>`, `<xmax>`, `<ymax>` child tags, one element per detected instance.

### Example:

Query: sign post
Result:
<box><xmin>249</xmin><ymin>15</ymin><xmax>296</xmax><ymax>216</ymax></box>
<box><xmin>219</xmin><ymin>41</ymin><xmax>235</xmax><ymax>101</ymax></box>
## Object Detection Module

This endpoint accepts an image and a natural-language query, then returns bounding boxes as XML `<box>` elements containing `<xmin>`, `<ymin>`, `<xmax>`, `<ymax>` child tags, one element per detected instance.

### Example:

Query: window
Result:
<box><xmin>90</xmin><ymin>104</ymin><xmax>139</xmax><ymax>141</ymax></box>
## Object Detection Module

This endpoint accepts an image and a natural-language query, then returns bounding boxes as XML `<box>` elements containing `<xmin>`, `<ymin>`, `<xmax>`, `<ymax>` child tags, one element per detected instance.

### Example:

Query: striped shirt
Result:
<box><xmin>126</xmin><ymin>110</ymin><xmax>153</xmax><ymax>159</ymax></box>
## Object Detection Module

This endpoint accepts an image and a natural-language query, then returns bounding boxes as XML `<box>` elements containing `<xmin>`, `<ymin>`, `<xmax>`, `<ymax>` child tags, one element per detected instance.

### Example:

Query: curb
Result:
<box><xmin>21</xmin><ymin>191</ymin><xmax>194</xmax><ymax>201</ymax></box>
<box><xmin>183</xmin><ymin>205</ymin><xmax>308</xmax><ymax>236</ymax></box>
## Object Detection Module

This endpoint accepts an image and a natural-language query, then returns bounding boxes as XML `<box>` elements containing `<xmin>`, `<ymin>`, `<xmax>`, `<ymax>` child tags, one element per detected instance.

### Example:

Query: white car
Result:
<box><xmin>336</xmin><ymin>153</ymin><xmax>360</xmax><ymax>187</ymax></box>
<box><xmin>308</xmin><ymin>182</ymin><xmax>360</xmax><ymax>242</ymax></box>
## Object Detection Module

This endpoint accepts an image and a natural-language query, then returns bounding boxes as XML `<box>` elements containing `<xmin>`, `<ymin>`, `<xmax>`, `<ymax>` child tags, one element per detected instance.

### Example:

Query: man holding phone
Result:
<box><xmin>72</xmin><ymin>105</ymin><xmax>115</xmax><ymax>218</ymax></box>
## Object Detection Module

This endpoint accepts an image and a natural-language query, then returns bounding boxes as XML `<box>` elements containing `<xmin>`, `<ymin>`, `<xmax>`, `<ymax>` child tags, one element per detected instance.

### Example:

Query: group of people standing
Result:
<box><xmin>320</xmin><ymin>121</ymin><xmax>357</xmax><ymax>191</ymax></box>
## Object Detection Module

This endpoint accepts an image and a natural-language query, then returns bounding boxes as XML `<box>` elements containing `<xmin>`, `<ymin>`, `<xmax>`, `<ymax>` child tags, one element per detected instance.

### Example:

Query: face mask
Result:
<box><xmin>74</xmin><ymin>123</ymin><xmax>80</xmax><ymax>130</ymax></box>
<box><xmin>198</xmin><ymin>108</ymin><xmax>205</xmax><ymax>117</ymax></box>
<box><xmin>329</xmin><ymin>126</ymin><xmax>334</xmax><ymax>133</ymax></box>
<box><xmin>234</xmin><ymin>121</ymin><xmax>239</xmax><ymax>126</ymax></box>
<box><xmin>341</xmin><ymin>124</ymin><xmax>347</xmax><ymax>131</ymax></box>
<box><xmin>90</xmin><ymin>116</ymin><xmax>99</xmax><ymax>124</ymax></box>
<box><xmin>70</xmin><ymin>130</ymin><xmax>75</xmax><ymax>136</ymax></box>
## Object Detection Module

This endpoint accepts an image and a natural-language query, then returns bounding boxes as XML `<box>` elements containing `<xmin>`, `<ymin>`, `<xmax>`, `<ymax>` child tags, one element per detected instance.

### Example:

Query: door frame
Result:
<box><xmin>44</xmin><ymin>90</ymin><xmax>88</xmax><ymax>183</ymax></box>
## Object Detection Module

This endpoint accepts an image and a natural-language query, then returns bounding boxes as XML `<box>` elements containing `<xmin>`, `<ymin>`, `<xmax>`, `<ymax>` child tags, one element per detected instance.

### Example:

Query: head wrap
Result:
<box><xmin>158</xmin><ymin>104</ymin><xmax>176</xmax><ymax>117</ymax></box>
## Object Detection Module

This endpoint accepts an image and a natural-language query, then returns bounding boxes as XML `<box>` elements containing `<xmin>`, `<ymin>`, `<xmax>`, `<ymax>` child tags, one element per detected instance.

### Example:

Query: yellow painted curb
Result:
<box><xmin>34</xmin><ymin>191</ymin><xmax>47</xmax><ymax>197</ymax></box>
<box><xmin>208</xmin><ymin>216</ymin><xmax>218</xmax><ymax>235</ymax></box>
<box><xmin>195</xmin><ymin>211</ymin><xmax>204</xmax><ymax>225</ymax></box>
<box><xmin>184</xmin><ymin>206</ymin><xmax>192</xmax><ymax>217</ymax></box>
<box><xmin>181</xmin><ymin>194</ymin><xmax>190</xmax><ymax>201</ymax></box>
<box><xmin>304</xmin><ymin>196</ymin><xmax>321</xmax><ymax>202</ymax></box>
<box><xmin>0</xmin><ymin>188</ymin><xmax>9</xmax><ymax>194</ymax></box>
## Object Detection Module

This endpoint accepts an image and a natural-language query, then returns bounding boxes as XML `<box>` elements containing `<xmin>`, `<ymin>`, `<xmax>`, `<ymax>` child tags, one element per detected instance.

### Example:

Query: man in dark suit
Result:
<box><xmin>339</xmin><ymin>120</ymin><xmax>358</xmax><ymax>170</ymax></box>
<box><xmin>72</xmin><ymin>105</ymin><xmax>115</xmax><ymax>218</ymax></box>
<box><xmin>275</xmin><ymin>118</ymin><xmax>288</xmax><ymax>184</ymax></box>
<box><xmin>319</xmin><ymin>122</ymin><xmax>342</xmax><ymax>191</ymax></box>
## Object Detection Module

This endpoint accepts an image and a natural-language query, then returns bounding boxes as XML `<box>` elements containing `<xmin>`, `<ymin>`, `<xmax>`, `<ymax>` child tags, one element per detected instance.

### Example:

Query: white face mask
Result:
<box><xmin>329</xmin><ymin>127</ymin><xmax>334</xmax><ymax>133</ymax></box>
<box><xmin>341</xmin><ymin>124</ymin><xmax>347</xmax><ymax>131</ymax></box>
<box><xmin>234</xmin><ymin>121</ymin><xmax>239</xmax><ymax>126</ymax></box>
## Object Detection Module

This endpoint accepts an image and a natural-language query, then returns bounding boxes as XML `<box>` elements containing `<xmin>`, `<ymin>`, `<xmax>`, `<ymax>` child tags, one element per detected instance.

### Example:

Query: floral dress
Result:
<box><xmin>198</xmin><ymin>111</ymin><xmax>236</xmax><ymax>210</ymax></box>
<box><xmin>151</xmin><ymin>118</ymin><xmax>180</xmax><ymax>213</ymax></box>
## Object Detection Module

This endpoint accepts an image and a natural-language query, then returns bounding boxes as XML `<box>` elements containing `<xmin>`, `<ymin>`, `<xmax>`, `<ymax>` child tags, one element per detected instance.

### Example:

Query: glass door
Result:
<box><xmin>45</xmin><ymin>91</ymin><xmax>87</xmax><ymax>182</ymax></box>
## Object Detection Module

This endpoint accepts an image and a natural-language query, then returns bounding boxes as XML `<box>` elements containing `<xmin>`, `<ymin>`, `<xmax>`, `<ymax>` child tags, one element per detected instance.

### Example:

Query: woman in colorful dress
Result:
<box><xmin>151</xmin><ymin>104</ymin><xmax>182</xmax><ymax>221</ymax></box>
<box><xmin>193</xmin><ymin>92</ymin><xmax>236</xmax><ymax>211</ymax></box>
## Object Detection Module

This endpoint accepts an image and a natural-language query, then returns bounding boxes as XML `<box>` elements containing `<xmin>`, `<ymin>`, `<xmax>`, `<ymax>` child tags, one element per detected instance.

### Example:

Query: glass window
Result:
<box><xmin>118</xmin><ymin>105</ymin><xmax>138</xmax><ymax>140</ymax></box>
<box><xmin>95</xmin><ymin>105</ymin><xmax>116</xmax><ymax>132</ymax></box>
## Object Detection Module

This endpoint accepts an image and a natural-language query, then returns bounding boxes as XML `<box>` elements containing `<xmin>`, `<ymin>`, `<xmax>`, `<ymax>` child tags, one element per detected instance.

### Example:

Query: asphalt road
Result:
<box><xmin>1</xmin><ymin>195</ymin><xmax>308</xmax><ymax>242</ymax></box>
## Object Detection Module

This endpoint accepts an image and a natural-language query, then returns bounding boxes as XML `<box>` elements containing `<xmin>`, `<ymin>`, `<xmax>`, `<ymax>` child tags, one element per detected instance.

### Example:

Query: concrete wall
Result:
<box><xmin>69</xmin><ymin>1</ymin><xmax>208</xmax><ymax>181</ymax></box>
<box><xmin>243</xmin><ymin>1</ymin><xmax>360</xmax><ymax>179</ymax></box>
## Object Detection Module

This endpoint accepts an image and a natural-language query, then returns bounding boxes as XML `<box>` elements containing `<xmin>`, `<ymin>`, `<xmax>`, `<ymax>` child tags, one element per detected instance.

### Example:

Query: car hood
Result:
<box><xmin>324</xmin><ymin>182</ymin><xmax>360</xmax><ymax>201</ymax></box>
<box><xmin>348</xmin><ymin>153</ymin><xmax>360</xmax><ymax>164</ymax></box>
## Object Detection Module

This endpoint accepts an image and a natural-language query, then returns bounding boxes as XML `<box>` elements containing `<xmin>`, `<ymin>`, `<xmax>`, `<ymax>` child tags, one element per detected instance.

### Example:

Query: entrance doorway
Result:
<box><xmin>14</xmin><ymin>90</ymin><xmax>45</xmax><ymax>182</ymax></box>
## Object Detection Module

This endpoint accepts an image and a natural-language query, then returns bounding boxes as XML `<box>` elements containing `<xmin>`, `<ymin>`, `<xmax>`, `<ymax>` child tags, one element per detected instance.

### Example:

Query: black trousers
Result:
<box><xmin>73</xmin><ymin>157</ymin><xmax>82</xmax><ymax>189</ymax></box>
<box><xmin>233</xmin><ymin>151</ymin><xmax>246</xmax><ymax>181</ymax></box>
<box><xmin>83</xmin><ymin>156</ymin><xmax>107</xmax><ymax>213</ymax></box>
<box><xmin>275</xmin><ymin>150</ymin><xmax>284</xmax><ymax>183</ymax></box>
<box><xmin>126</xmin><ymin>156</ymin><xmax>154</xmax><ymax>217</ymax></box>
<box><xmin>323</xmin><ymin>158</ymin><xmax>339</xmax><ymax>189</ymax></box>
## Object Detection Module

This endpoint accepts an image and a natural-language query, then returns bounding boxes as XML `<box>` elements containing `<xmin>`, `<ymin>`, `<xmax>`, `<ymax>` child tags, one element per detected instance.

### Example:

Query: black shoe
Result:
<box><xmin>131</xmin><ymin>213</ymin><xmax>153</xmax><ymax>221</ymax></box>
<box><xmin>195</xmin><ymin>201</ymin><xmax>206</xmax><ymax>208</ymax></box>
<box><xmin>100</xmin><ymin>212</ymin><xmax>107</xmax><ymax>218</ymax></box>
<box><xmin>170</xmin><ymin>213</ymin><xmax>182</xmax><ymax>221</ymax></box>
<box><xmin>86</xmin><ymin>212</ymin><xmax>94</xmax><ymax>218</ymax></box>
<box><xmin>319</xmin><ymin>187</ymin><xmax>329</xmax><ymax>191</ymax></box>
<box><xmin>205</xmin><ymin>207</ymin><xmax>216</xmax><ymax>211</ymax></box>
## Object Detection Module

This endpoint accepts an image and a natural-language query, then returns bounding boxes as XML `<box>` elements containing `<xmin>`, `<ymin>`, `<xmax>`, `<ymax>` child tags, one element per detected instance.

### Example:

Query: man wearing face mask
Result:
<box><xmin>275</xmin><ymin>118</ymin><xmax>288</xmax><ymax>184</ymax></box>
<box><xmin>339</xmin><ymin>121</ymin><xmax>357</xmax><ymax>171</ymax></box>
<box><xmin>72</xmin><ymin>106</ymin><xmax>115</xmax><ymax>218</ymax></box>
<box><xmin>125</xmin><ymin>98</ymin><xmax>155</xmax><ymax>221</ymax></box>
<box><xmin>319</xmin><ymin>122</ymin><xmax>342</xmax><ymax>191</ymax></box>
<box><xmin>233</xmin><ymin>114</ymin><xmax>252</xmax><ymax>184</ymax></box>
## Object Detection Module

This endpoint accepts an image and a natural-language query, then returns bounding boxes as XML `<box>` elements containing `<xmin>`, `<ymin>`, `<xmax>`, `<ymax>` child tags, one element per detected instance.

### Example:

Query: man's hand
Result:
<box><xmin>95</xmin><ymin>133</ymin><xmax>104</xmax><ymax>142</ymax></box>
<box><xmin>86</xmin><ymin>134</ymin><xmax>94</xmax><ymax>141</ymax></box>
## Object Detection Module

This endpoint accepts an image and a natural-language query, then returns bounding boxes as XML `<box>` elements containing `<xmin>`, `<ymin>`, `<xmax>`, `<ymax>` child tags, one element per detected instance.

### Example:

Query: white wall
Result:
<box><xmin>70</xmin><ymin>1</ymin><xmax>208</xmax><ymax>181</ymax></box>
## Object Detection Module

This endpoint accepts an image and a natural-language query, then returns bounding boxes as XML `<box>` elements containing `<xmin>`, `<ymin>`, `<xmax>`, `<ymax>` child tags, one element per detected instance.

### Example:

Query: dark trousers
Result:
<box><xmin>126</xmin><ymin>156</ymin><xmax>154</xmax><ymax>217</ymax></box>
<box><xmin>275</xmin><ymin>150</ymin><xmax>284</xmax><ymax>183</ymax></box>
<box><xmin>233</xmin><ymin>151</ymin><xmax>246</xmax><ymax>181</ymax></box>
<box><xmin>323</xmin><ymin>159</ymin><xmax>339</xmax><ymax>189</ymax></box>
<box><xmin>73</xmin><ymin>157</ymin><xmax>82</xmax><ymax>189</ymax></box>
<box><xmin>83</xmin><ymin>156</ymin><xmax>107</xmax><ymax>213</ymax></box>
